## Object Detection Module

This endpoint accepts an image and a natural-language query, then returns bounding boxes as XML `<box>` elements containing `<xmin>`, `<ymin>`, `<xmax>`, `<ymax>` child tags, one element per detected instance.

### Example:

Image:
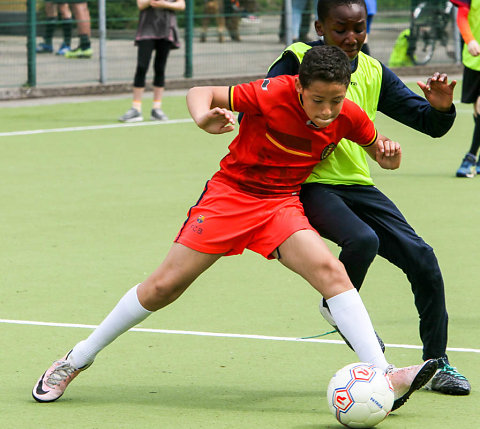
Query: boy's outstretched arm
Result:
<box><xmin>416</xmin><ymin>72</ymin><xmax>457</xmax><ymax>112</ymax></box>
<box><xmin>364</xmin><ymin>133</ymin><xmax>402</xmax><ymax>170</ymax></box>
<box><xmin>186</xmin><ymin>86</ymin><xmax>236</xmax><ymax>134</ymax></box>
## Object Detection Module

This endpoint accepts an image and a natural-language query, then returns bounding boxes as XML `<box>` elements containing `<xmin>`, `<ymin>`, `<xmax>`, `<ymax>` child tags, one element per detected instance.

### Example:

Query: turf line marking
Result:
<box><xmin>1</xmin><ymin>318</ymin><xmax>479</xmax><ymax>354</ymax></box>
<box><xmin>0</xmin><ymin>103</ymin><xmax>472</xmax><ymax>138</ymax></box>
<box><xmin>0</xmin><ymin>118</ymin><xmax>193</xmax><ymax>137</ymax></box>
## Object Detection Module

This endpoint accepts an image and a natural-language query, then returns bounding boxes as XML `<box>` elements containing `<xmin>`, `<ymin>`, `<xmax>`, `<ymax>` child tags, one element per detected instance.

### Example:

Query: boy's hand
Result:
<box><xmin>467</xmin><ymin>39</ymin><xmax>480</xmax><ymax>57</ymax></box>
<box><xmin>196</xmin><ymin>107</ymin><xmax>236</xmax><ymax>134</ymax></box>
<box><xmin>375</xmin><ymin>139</ymin><xmax>401</xmax><ymax>170</ymax></box>
<box><xmin>417</xmin><ymin>72</ymin><xmax>456</xmax><ymax>112</ymax></box>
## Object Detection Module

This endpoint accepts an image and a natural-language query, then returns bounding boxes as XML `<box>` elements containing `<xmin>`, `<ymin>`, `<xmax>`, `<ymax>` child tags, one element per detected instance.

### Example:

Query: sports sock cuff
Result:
<box><xmin>127</xmin><ymin>284</ymin><xmax>153</xmax><ymax>316</ymax></box>
<box><xmin>327</xmin><ymin>289</ymin><xmax>389</xmax><ymax>371</ymax></box>
<box><xmin>326</xmin><ymin>288</ymin><xmax>359</xmax><ymax>310</ymax></box>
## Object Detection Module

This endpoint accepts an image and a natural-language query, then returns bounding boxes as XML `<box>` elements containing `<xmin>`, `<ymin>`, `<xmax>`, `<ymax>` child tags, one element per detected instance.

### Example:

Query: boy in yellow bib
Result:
<box><xmin>268</xmin><ymin>0</ymin><xmax>470</xmax><ymax>395</ymax></box>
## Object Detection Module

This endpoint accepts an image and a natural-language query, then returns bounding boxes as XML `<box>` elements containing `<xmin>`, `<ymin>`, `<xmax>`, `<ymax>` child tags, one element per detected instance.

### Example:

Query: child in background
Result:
<box><xmin>60</xmin><ymin>0</ymin><xmax>93</xmax><ymax>59</ymax></box>
<box><xmin>119</xmin><ymin>0</ymin><xmax>185</xmax><ymax>123</ymax></box>
<box><xmin>36</xmin><ymin>1</ymin><xmax>72</xmax><ymax>56</ymax></box>
<box><xmin>452</xmin><ymin>0</ymin><xmax>480</xmax><ymax>177</ymax></box>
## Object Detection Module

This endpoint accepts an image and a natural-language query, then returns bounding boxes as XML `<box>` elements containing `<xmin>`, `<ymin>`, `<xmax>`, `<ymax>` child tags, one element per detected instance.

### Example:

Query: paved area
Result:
<box><xmin>0</xmin><ymin>13</ymin><xmax>462</xmax><ymax>100</ymax></box>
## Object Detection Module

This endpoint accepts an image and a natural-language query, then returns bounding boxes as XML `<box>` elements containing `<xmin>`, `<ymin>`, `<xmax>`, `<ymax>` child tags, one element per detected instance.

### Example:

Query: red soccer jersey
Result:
<box><xmin>211</xmin><ymin>75</ymin><xmax>377</xmax><ymax>197</ymax></box>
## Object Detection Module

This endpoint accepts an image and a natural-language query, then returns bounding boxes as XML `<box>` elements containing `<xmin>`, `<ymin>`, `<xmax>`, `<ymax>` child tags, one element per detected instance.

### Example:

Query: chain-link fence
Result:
<box><xmin>0</xmin><ymin>0</ymin><xmax>461</xmax><ymax>93</ymax></box>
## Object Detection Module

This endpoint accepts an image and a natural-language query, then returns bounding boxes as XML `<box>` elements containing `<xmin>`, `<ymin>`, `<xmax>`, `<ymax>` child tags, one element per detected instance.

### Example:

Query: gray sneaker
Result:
<box><xmin>119</xmin><ymin>108</ymin><xmax>143</xmax><ymax>123</ymax></box>
<box><xmin>151</xmin><ymin>108</ymin><xmax>168</xmax><ymax>121</ymax></box>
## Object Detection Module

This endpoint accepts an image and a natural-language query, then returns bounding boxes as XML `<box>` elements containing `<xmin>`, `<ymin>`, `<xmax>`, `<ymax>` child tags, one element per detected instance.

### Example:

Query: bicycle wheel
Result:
<box><xmin>408</xmin><ymin>23</ymin><xmax>436</xmax><ymax>65</ymax></box>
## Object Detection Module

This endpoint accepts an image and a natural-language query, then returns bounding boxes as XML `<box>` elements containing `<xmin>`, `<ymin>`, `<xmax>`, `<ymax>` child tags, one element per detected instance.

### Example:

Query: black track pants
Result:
<box><xmin>300</xmin><ymin>183</ymin><xmax>448</xmax><ymax>361</ymax></box>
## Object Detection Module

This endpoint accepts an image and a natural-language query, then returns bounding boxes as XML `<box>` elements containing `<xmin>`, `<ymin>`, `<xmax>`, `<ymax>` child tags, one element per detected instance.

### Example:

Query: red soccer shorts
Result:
<box><xmin>175</xmin><ymin>180</ymin><xmax>317</xmax><ymax>259</ymax></box>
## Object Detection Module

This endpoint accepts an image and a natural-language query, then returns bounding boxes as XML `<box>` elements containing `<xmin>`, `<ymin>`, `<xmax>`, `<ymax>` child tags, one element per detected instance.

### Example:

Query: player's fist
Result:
<box><xmin>468</xmin><ymin>40</ymin><xmax>480</xmax><ymax>57</ymax></box>
<box><xmin>197</xmin><ymin>107</ymin><xmax>236</xmax><ymax>134</ymax></box>
<box><xmin>376</xmin><ymin>139</ymin><xmax>401</xmax><ymax>170</ymax></box>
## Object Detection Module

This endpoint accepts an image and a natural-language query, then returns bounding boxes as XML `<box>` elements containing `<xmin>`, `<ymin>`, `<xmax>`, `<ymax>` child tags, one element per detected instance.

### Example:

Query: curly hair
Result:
<box><xmin>298</xmin><ymin>45</ymin><xmax>351</xmax><ymax>89</ymax></box>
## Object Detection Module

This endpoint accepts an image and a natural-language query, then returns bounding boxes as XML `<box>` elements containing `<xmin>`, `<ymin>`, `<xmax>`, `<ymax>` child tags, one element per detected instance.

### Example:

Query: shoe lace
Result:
<box><xmin>46</xmin><ymin>361</ymin><xmax>77</xmax><ymax>387</ymax></box>
<box><xmin>385</xmin><ymin>364</ymin><xmax>396</xmax><ymax>374</ymax></box>
<box><xmin>440</xmin><ymin>363</ymin><xmax>467</xmax><ymax>380</ymax></box>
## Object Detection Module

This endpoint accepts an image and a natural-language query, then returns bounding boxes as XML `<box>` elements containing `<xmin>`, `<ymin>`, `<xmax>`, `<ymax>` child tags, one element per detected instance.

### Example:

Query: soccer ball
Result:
<box><xmin>327</xmin><ymin>362</ymin><xmax>394</xmax><ymax>428</ymax></box>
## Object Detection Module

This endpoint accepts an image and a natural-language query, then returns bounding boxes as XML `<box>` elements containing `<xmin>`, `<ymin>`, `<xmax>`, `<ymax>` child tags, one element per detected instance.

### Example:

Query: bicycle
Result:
<box><xmin>406</xmin><ymin>0</ymin><xmax>454</xmax><ymax>65</ymax></box>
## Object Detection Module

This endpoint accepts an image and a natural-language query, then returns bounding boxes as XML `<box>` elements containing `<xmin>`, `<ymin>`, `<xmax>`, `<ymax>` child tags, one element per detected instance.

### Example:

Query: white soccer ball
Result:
<box><xmin>327</xmin><ymin>362</ymin><xmax>394</xmax><ymax>428</ymax></box>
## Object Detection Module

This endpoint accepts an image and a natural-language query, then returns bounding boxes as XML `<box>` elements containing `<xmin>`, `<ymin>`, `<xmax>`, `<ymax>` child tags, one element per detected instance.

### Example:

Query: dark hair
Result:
<box><xmin>317</xmin><ymin>0</ymin><xmax>367</xmax><ymax>22</ymax></box>
<box><xmin>298</xmin><ymin>45</ymin><xmax>351</xmax><ymax>89</ymax></box>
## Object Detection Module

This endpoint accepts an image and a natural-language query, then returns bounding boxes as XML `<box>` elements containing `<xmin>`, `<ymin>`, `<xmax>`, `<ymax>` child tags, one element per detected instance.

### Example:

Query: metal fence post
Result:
<box><xmin>452</xmin><ymin>7</ymin><xmax>462</xmax><ymax>64</ymax></box>
<box><xmin>284</xmin><ymin>0</ymin><xmax>292</xmax><ymax>47</ymax></box>
<box><xmin>26</xmin><ymin>0</ymin><xmax>37</xmax><ymax>87</ymax></box>
<box><xmin>184</xmin><ymin>0</ymin><xmax>193</xmax><ymax>78</ymax></box>
<box><xmin>98</xmin><ymin>0</ymin><xmax>107</xmax><ymax>83</ymax></box>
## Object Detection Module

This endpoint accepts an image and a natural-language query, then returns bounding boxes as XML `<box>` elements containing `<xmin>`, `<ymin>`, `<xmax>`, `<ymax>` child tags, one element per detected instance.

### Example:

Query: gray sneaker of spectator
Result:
<box><xmin>151</xmin><ymin>108</ymin><xmax>168</xmax><ymax>121</ymax></box>
<box><xmin>119</xmin><ymin>108</ymin><xmax>144</xmax><ymax>123</ymax></box>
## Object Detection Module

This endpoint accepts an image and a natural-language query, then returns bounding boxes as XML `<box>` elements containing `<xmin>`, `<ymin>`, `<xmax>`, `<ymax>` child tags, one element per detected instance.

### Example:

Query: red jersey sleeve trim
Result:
<box><xmin>229</xmin><ymin>86</ymin><xmax>235</xmax><ymax>111</ymax></box>
<box><xmin>358</xmin><ymin>129</ymin><xmax>377</xmax><ymax>147</ymax></box>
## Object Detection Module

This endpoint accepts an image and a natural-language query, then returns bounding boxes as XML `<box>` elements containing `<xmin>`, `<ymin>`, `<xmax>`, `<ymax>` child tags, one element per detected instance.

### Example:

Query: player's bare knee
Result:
<box><xmin>312</xmin><ymin>257</ymin><xmax>351</xmax><ymax>291</ymax></box>
<box><xmin>140</xmin><ymin>277</ymin><xmax>186</xmax><ymax>310</ymax></box>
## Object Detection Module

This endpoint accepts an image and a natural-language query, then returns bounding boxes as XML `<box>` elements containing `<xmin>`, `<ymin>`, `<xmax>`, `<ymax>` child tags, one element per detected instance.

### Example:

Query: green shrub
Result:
<box><xmin>378</xmin><ymin>0</ymin><xmax>411</xmax><ymax>9</ymax></box>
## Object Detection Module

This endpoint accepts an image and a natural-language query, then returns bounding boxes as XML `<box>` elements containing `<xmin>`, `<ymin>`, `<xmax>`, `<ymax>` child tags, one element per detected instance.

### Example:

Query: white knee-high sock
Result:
<box><xmin>327</xmin><ymin>289</ymin><xmax>389</xmax><ymax>371</ymax></box>
<box><xmin>71</xmin><ymin>285</ymin><xmax>152</xmax><ymax>367</ymax></box>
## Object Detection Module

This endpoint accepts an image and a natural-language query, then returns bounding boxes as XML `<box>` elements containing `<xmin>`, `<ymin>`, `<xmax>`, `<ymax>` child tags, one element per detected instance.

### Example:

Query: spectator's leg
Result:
<box><xmin>201</xmin><ymin>2</ymin><xmax>212</xmax><ymax>42</ymax></box>
<box><xmin>299</xmin><ymin>0</ymin><xmax>311</xmax><ymax>42</ymax></box>
<box><xmin>132</xmin><ymin>39</ymin><xmax>155</xmax><ymax>112</ymax></box>
<box><xmin>214</xmin><ymin>1</ymin><xmax>225</xmax><ymax>42</ymax></box>
<box><xmin>59</xmin><ymin>3</ymin><xmax>73</xmax><ymax>47</ymax></box>
<box><xmin>72</xmin><ymin>2</ymin><xmax>91</xmax><ymax>48</ymax></box>
<box><xmin>43</xmin><ymin>2</ymin><xmax>57</xmax><ymax>48</ymax></box>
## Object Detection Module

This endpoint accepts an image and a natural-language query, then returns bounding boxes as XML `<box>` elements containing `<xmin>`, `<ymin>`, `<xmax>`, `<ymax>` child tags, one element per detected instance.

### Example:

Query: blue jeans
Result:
<box><xmin>291</xmin><ymin>0</ymin><xmax>308</xmax><ymax>40</ymax></box>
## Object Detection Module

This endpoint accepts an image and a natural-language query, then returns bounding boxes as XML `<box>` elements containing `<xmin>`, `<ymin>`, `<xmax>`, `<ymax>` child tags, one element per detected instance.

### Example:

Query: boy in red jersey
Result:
<box><xmin>32</xmin><ymin>46</ymin><xmax>437</xmax><ymax>412</ymax></box>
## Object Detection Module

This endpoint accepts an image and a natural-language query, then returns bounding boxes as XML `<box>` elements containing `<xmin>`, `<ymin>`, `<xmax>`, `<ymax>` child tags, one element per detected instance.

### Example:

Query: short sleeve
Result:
<box><xmin>456</xmin><ymin>4</ymin><xmax>474</xmax><ymax>44</ymax></box>
<box><xmin>230</xmin><ymin>80</ymin><xmax>265</xmax><ymax>116</ymax></box>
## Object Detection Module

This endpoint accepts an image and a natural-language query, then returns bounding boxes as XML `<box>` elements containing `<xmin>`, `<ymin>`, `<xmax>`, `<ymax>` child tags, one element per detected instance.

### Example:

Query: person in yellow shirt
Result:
<box><xmin>268</xmin><ymin>0</ymin><xmax>470</xmax><ymax>395</ymax></box>
<box><xmin>452</xmin><ymin>0</ymin><xmax>480</xmax><ymax>177</ymax></box>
